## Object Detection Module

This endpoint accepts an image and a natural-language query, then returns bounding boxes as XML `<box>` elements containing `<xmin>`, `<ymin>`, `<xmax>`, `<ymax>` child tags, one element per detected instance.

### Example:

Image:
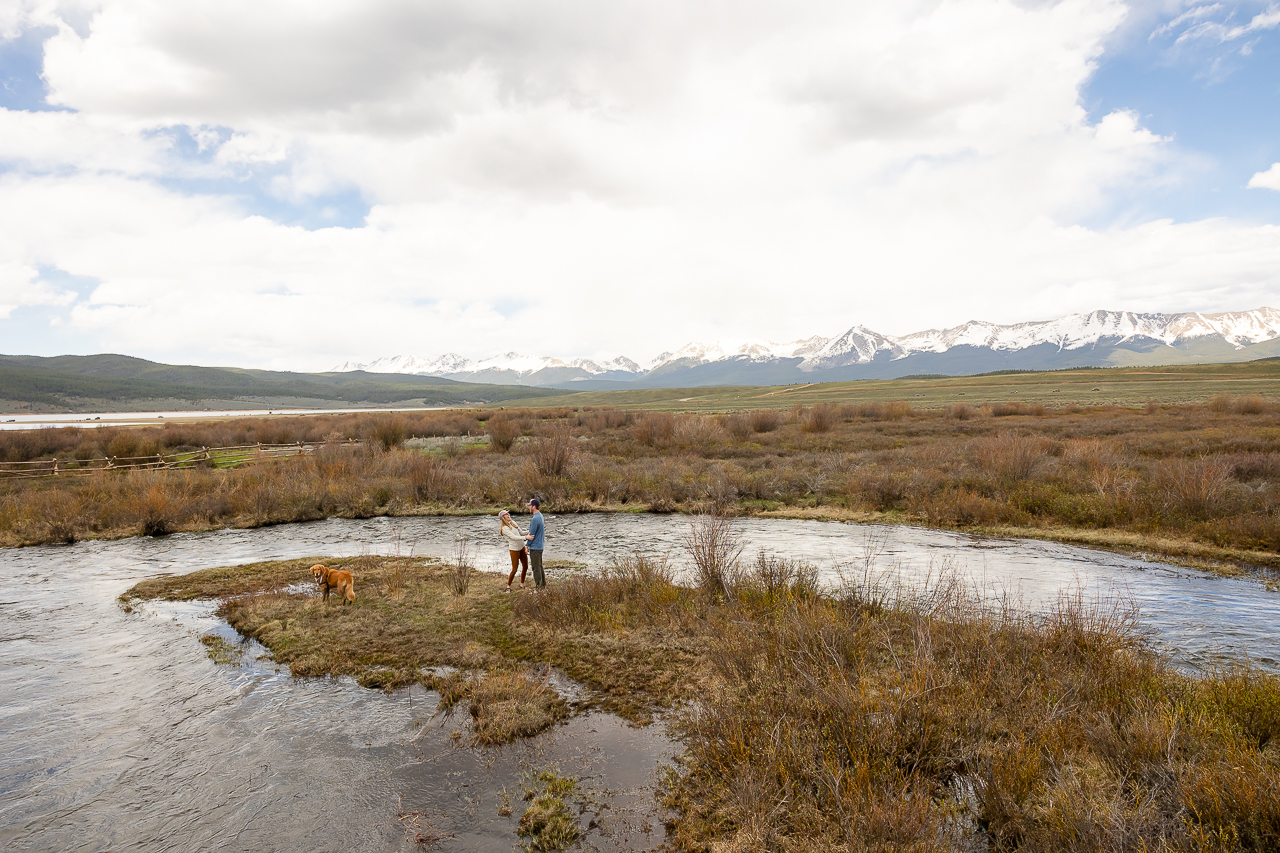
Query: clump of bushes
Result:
<box><xmin>750</xmin><ymin>409</ymin><xmax>781</xmax><ymax>433</ymax></box>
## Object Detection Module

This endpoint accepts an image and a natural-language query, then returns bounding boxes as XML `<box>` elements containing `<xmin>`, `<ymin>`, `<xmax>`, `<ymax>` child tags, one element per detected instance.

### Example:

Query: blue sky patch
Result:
<box><xmin>158</xmin><ymin>172</ymin><xmax>370</xmax><ymax>230</ymax></box>
<box><xmin>0</xmin><ymin>26</ymin><xmax>67</xmax><ymax>112</ymax></box>
<box><xmin>1083</xmin><ymin>2</ymin><xmax>1280</xmax><ymax>225</ymax></box>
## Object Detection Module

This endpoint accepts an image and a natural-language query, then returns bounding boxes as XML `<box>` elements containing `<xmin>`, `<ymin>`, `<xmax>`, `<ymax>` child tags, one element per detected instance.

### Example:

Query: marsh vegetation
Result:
<box><xmin>8</xmin><ymin>397</ymin><xmax>1280</xmax><ymax>575</ymax></box>
<box><xmin>126</xmin><ymin>528</ymin><xmax>1280</xmax><ymax>853</ymax></box>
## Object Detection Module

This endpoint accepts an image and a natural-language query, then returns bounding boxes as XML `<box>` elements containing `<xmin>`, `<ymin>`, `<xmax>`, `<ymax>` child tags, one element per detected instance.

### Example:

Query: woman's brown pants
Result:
<box><xmin>507</xmin><ymin>549</ymin><xmax>529</xmax><ymax>586</ymax></box>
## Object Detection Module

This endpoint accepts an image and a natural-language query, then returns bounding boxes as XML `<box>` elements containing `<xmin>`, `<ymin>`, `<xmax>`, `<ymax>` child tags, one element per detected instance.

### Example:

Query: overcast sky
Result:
<box><xmin>2</xmin><ymin>0</ymin><xmax>1279</xmax><ymax>370</ymax></box>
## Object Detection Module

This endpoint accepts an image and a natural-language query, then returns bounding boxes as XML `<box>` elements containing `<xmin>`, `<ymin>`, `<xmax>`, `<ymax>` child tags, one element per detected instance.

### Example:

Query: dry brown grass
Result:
<box><xmin>11</xmin><ymin>398</ymin><xmax>1280</xmax><ymax>574</ymax></box>
<box><xmin>514</xmin><ymin>552</ymin><xmax>1280</xmax><ymax>851</ymax></box>
<box><xmin>465</xmin><ymin>669</ymin><xmax>567</xmax><ymax>746</ymax></box>
<box><xmin>750</xmin><ymin>409</ymin><xmax>781</xmax><ymax>433</ymax></box>
<box><xmin>659</xmin><ymin>576</ymin><xmax>1280</xmax><ymax>853</ymax></box>
<box><xmin>799</xmin><ymin>403</ymin><xmax>839</xmax><ymax>433</ymax></box>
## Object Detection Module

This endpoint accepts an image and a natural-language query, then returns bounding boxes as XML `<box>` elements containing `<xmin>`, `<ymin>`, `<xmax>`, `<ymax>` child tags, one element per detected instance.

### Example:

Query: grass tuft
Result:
<box><xmin>518</xmin><ymin>770</ymin><xmax>580</xmax><ymax>852</ymax></box>
<box><xmin>468</xmin><ymin>670</ymin><xmax>568</xmax><ymax>745</ymax></box>
<box><xmin>199</xmin><ymin>633</ymin><xmax>245</xmax><ymax>665</ymax></box>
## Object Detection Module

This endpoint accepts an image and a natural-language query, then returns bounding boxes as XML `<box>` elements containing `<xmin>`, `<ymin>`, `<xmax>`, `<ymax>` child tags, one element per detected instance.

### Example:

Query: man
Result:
<box><xmin>525</xmin><ymin>498</ymin><xmax>546</xmax><ymax>592</ymax></box>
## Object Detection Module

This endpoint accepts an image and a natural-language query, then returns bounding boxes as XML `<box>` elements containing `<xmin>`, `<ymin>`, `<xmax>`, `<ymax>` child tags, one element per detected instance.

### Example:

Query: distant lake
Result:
<box><xmin>0</xmin><ymin>407</ymin><xmax>448</xmax><ymax>430</ymax></box>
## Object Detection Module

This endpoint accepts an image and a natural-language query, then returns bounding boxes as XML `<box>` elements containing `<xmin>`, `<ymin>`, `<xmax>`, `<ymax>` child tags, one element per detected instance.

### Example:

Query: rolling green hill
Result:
<box><xmin>0</xmin><ymin>354</ymin><xmax>558</xmax><ymax>411</ymax></box>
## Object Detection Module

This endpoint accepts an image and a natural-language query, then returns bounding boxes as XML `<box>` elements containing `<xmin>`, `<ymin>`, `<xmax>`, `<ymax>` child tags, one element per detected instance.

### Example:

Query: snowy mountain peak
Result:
<box><xmin>883</xmin><ymin>308</ymin><xmax>1280</xmax><ymax>359</ymax></box>
<box><xmin>329</xmin><ymin>353</ymin><xmax>472</xmax><ymax>374</ymax></box>
<box><xmin>803</xmin><ymin>325</ymin><xmax>901</xmax><ymax>368</ymax></box>
<box><xmin>330</xmin><ymin>307</ymin><xmax>1280</xmax><ymax>386</ymax></box>
<box><xmin>330</xmin><ymin>350</ymin><xmax>647</xmax><ymax>378</ymax></box>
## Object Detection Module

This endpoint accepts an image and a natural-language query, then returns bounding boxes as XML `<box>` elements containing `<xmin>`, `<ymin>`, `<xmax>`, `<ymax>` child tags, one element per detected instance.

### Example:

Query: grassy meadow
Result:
<box><xmin>499</xmin><ymin>360</ymin><xmax>1280</xmax><ymax>411</ymax></box>
<box><xmin>124</xmin><ymin>542</ymin><xmax>1280</xmax><ymax>852</ymax></box>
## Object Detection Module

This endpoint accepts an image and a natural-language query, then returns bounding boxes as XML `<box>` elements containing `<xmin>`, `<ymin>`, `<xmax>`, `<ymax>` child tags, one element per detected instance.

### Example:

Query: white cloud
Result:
<box><xmin>1150</xmin><ymin>3</ymin><xmax>1224</xmax><ymax>39</ymax></box>
<box><xmin>1248</xmin><ymin>162</ymin><xmax>1280</xmax><ymax>190</ymax></box>
<box><xmin>0</xmin><ymin>261</ymin><xmax>76</xmax><ymax>320</ymax></box>
<box><xmin>1171</xmin><ymin>1</ymin><xmax>1280</xmax><ymax>43</ymax></box>
<box><xmin>215</xmin><ymin>131</ymin><xmax>289</xmax><ymax>165</ymax></box>
<box><xmin>0</xmin><ymin>0</ymin><xmax>1277</xmax><ymax>369</ymax></box>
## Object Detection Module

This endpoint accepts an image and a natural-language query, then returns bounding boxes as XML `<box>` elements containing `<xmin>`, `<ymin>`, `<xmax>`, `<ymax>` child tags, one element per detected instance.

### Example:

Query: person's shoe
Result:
<box><xmin>503</xmin><ymin>586</ymin><xmax>511</xmax><ymax>594</ymax></box>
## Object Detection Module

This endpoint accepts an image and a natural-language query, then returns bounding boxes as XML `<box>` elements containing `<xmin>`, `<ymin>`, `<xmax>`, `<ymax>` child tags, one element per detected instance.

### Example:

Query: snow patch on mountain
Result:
<box><xmin>330</xmin><ymin>353</ymin><xmax>471</xmax><ymax>374</ymax></box>
<box><xmin>802</xmin><ymin>308</ymin><xmax>1280</xmax><ymax>368</ymax></box>
<box><xmin>802</xmin><ymin>326</ymin><xmax>901</xmax><ymax>369</ymax></box>
<box><xmin>330</xmin><ymin>308</ymin><xmax>1280</xmax><ymax>382</ymax></box>
<box><xmin>331</xmin><ymin>351</ymin><xmax>646</xmax><ymax>378</ymax></box>
<box><xmin>647</xmin><ymin>337</ymin><xmax>833</xmax><ymax>369</ymax></box>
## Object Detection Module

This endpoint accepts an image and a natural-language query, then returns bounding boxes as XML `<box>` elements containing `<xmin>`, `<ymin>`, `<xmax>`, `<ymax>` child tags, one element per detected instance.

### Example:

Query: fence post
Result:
<box><xmin>52</xmin><ymin>458</ymin><xmax>59</xmax><ymax>476</ymax></box>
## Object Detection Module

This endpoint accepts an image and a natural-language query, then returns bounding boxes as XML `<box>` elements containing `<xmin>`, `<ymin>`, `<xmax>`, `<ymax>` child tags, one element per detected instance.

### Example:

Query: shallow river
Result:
<box><xmin>2</xmin><ymin>514</ymin><xmax>1277</xmax><ymax>851</ymax></box>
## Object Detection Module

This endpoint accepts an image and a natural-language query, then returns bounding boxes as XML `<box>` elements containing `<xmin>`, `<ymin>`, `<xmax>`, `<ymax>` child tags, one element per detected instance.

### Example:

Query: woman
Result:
<box><xmin>498</xmin><ymin>509</ymin><xmax>529</xmax><ymax>593</ymax></box>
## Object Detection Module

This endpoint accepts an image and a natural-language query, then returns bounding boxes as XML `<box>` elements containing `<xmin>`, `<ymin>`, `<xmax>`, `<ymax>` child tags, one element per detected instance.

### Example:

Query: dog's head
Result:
<box><xmin>310</xmin><ymin>564</ymin><xmax>328</xmax><ymax>582</ymax></box>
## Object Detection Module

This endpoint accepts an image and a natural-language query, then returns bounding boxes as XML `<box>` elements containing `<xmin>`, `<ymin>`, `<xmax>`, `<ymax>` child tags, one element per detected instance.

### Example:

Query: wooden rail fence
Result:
<box><xmin>0</xmin><ymin>440</ymin><xmax>365</xmax><ymax>480</ymax></box>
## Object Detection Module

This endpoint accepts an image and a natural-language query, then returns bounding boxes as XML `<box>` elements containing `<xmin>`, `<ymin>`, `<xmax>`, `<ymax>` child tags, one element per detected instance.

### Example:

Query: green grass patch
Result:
<box><xmin>518</xmin><ymin>770</ymin><xmax>581</xmax><ymax>852</ymax></box>
<box><xmin>198</xmin><ymin>633</ymin><xmax>245</xmax><ymax>665</ymax></box>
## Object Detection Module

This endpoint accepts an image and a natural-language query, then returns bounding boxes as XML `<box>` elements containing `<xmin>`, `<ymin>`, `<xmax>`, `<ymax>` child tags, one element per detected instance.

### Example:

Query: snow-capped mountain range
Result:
<box><xmin>331</xmin><ymin>308</ymin><xmax>1280</xmax><ymax>389</ymax></box>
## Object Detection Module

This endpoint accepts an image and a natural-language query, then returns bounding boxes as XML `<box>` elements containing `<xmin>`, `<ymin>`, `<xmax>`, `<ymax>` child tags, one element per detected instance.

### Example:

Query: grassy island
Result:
<box><xmin>124</xmin><ymin>542</ymin><xmax>1280</xmax><ymax>852</ymax></box>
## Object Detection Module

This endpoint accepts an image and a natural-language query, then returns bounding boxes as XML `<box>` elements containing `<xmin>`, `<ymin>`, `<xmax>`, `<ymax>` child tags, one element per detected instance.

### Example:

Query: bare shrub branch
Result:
<box><xmin>975</xmin><ymin>431</ymin><xmax>1048</xmax><ymax>482</ymax></box>
<box><xmin>448</xmin><ymin>536</ymin><xmax>475</xmax><ymax>596</ymax></box>
<box><xmin>682</xmin><ymin>514</ymin><xmax>743</xmax><ymax>598</ymax></box>
<box><xmin>531</xmin><ymin>423</ymin><xmax>574</xmax><ymax>477</ymax></box>
<box><xmin>486</xmin><ymin>413</ymin><xmax>521</xmax><ymax>453</ymax></box>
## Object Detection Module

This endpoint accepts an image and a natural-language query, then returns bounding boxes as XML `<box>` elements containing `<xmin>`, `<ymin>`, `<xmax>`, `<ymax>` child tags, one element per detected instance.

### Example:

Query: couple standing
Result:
<box><xmin>499</xmin><ymin>498</ymin><xmax>545</xmax><ymax>593</ymax></box>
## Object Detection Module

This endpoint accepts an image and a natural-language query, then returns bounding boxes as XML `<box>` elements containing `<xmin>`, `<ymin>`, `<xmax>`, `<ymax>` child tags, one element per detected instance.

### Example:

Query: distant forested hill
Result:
<box><xmin>0</xmin><ymin>354</ymin><xmax>557</xmax><ymax>411</ymax></box>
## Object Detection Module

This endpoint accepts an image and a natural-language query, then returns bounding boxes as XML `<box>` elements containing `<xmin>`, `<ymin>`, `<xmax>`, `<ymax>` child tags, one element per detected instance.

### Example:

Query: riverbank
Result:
<box><xmin>7</xmin><ymin>400</ymin><xmax>1280</xmax><ymax>584</ymax></box>
<box><xmin>125</xmin><ymin>548</ymin><xmax>1280</xmax><ymax>852</ymax></box>
<box><xmin>8</xmin><ymin>491</ymin><xmax>1276</xmax><ymax>584</ymax></box>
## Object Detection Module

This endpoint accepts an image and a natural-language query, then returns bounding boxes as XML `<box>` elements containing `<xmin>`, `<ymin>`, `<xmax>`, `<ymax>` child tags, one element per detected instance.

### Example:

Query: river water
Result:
<box><xmin>2</xmin><ymin>514</ymin><xmax>1277</xmax><ymax>851</ymax></box>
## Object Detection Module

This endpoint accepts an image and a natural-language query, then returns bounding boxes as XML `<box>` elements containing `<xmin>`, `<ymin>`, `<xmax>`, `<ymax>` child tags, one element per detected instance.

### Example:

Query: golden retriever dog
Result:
<box><xmin>310</xmin><ymin>563</ymin><xmax>355</xmax><ymax>605</ymax></box>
